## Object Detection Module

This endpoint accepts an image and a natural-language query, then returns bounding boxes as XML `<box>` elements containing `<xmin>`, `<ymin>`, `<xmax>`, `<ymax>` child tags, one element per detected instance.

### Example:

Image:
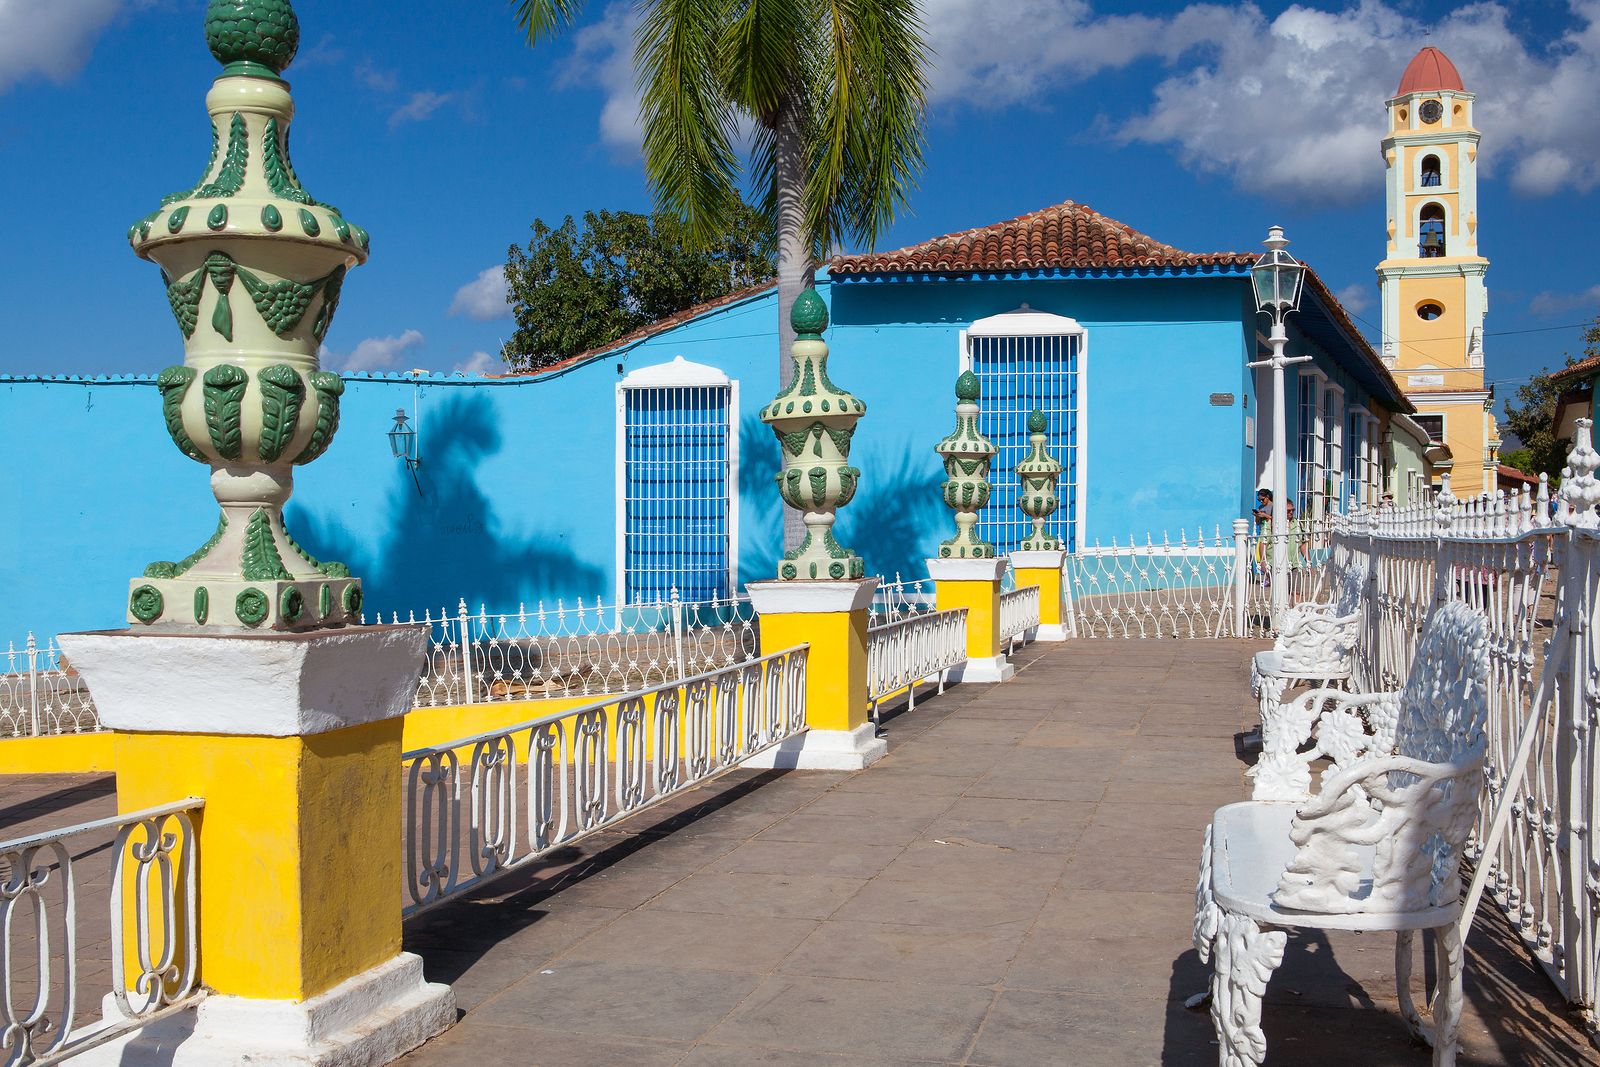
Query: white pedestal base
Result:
<box><xmin>952</xmin><ymin>654</ymin><xmax>1015</xmax><ymax>683</ymax></box>
<box><xmin>1032</xmin><ymin>623</ymin><xmax>1070</xmax><ymax>642</ymax></box>
<box><xmin>741</xmin><ymin>723</ymin><xmax>887</xmax><ymax>771</ymax></box>
<box><xmin>79</xmin><ymin>953</ymin><xmax>454</xmax><ymax>1067</ymax></box>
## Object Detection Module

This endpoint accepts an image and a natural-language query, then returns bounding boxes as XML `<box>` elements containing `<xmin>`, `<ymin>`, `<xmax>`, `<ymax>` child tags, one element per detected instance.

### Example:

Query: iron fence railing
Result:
<box><xmin>372</xmin><ymin>591</ymin><xmax>758</xmax><ymax>707</ymax></box>
<box><xmin>400</xmin><ymin>646</ymin><xmax>807</xmax><ymax>916</ymax></box>
<box><xmin>0</xmin><ymin>799</ymin><xmax>204</xmax><ymax>1066</ymax></box>
<box><xmin>1</xmin><ymin>635</ymin><xmax>100</xmax><ymax>739</ymax></box>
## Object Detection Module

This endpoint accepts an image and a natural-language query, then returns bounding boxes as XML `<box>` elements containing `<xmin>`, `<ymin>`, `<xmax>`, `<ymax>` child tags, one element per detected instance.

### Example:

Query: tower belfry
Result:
<box><xmin>1378</xmin><ymin>45</ymin><xmax>1499</xmax><ymax>495</ymax></box>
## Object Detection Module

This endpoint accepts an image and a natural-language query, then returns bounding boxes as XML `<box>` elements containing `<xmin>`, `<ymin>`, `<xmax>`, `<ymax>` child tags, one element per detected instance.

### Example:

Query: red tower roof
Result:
<box><xmin>1398</xmin><ymin>46</ymin><xmax>1464</xmax><ymax>94</ymax></box>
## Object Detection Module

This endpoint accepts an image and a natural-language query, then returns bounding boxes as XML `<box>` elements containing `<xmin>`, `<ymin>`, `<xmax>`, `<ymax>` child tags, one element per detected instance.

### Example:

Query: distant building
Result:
<box><xmin>1376</xmin><ymin>46</ymin><xmax>1500</xmax><ymax>496</ymax></box>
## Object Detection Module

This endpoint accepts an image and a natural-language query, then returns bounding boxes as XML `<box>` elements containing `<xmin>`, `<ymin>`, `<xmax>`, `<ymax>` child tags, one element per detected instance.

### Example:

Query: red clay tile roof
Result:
<box><xmin>1398</xmin><ymin>46</ymin><xmax>1464</xmax><ymax>95</ymax></box>
<box><xmin>497</xmin><ymin>280</ymin><xmax>775</xmax><ymax>379</ymax></box>
<box><xmin>1550</xmin><ymin>354</ymin><xmax>1600</xmax><ymax>386</ymax></box>
<box><xmin>1498</xmin><ymin>464</ymin><xmax>1539</xmax><ymax>487</ymax></box>
<box><xmin>828</xmin><ymin>201</ymin><xmax>1256</xmax><ymax>276</ymax></box>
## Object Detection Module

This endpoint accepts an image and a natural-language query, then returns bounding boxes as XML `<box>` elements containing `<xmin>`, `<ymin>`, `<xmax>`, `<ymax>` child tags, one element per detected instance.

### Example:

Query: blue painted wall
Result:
<box><xmin>1</xmin><ymin>271</ymin><xmax>1394</xmax><ymax>643</ymax></box>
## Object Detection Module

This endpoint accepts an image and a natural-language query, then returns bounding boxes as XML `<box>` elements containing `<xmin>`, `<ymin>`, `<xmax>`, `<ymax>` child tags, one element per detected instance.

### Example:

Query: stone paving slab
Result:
<box><xmin>398</xmin><ymin>639</ymin><xmax>1600</xmax><ymax>1066</ymax></box>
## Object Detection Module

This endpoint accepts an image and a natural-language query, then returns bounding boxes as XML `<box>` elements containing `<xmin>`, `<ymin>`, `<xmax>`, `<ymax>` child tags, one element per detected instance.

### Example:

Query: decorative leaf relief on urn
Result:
<box><xmin>935</xmin><ymin>371</ymin><xmax>997</xmax><ymax>559</ymax></box>
<box><xmin>1016</xmin><ymin>408</ymin><xmax>1063</xmax><ymax>551</ymax></box>
<box><xmin>760</xmin><ymin>289</ymin><xmax>867</xmax><ymax>581</ymax></box>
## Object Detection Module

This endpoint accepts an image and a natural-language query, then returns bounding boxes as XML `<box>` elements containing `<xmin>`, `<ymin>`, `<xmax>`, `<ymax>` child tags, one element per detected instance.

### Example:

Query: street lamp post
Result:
<box><xmin>1247</xmin><ymin>226</ymin><xmax>1308</xmax><ymax>629</ymax></box>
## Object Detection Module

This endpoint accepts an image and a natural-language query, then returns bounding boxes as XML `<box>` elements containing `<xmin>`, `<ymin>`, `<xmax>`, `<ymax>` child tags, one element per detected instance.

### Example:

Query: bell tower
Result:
<box><xmin>1378</xmin><ymin>45</ymin><xmax>1498</xmax><ymax>496</ymax></box>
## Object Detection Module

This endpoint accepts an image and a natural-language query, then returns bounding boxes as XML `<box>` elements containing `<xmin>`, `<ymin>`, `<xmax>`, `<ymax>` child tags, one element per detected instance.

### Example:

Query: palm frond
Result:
<box><xmin>806</xmin><ymin>0</ymin><xmax>928</xmax><ymax>250</ymax></box>
<box><xmin>510</xmin><ymin>0</ymin><xmax>587</xmax><ymax>44</ymax></box>
<box><xmin>719</xmin><ymin>0</ymin><xmax>809</xmax><ymax>120</ymax></box>
<box><xmin>638</xmin><ymin>0</ymin><xmax>744</xmax><ymax>248</ymax></box>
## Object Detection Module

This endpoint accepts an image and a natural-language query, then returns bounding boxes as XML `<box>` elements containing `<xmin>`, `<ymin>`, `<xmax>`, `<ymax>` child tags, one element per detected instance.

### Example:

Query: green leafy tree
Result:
<box><xmin>511</xmin><ymin>0</ymin><xmax>930</xmax><ymax>544</ymax></box>
<box><xmin>1502</xmin><ymin>315</ymin><xmax>1600</xmax><ymax>478</ymax></box>
<box><xmin>501</xmin><ymin>204</ymin><xmax>775</xmax><ymax>371</ymax></box>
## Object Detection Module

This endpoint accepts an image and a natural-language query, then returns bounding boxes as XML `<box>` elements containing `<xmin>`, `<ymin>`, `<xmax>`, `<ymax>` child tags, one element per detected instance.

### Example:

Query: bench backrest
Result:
<box><xmin>1276</xmin><ymin>600</ymin><xmax>1489</xmax><ymax>915</ymax></box>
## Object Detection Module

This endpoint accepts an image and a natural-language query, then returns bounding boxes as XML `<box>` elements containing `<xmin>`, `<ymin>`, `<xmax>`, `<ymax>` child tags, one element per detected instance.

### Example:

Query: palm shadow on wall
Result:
<box><xmin>737</xmin><ymin>412</ymin><xmax>945</xmax><ymax>585</ymax></box>
<box><xmin>738</xmin><ymin>414</ymin><xmax>783</xmax><ymax>586</ymax></box>
<box><xmin>837</xmin><ymin>442</ymin><xmax>946</xmax><ymax>582</ymax></box>
<box><xmin>289</xmin><ymin>392</ymin><xmax>603</xmax><ymax>614</ymax></box>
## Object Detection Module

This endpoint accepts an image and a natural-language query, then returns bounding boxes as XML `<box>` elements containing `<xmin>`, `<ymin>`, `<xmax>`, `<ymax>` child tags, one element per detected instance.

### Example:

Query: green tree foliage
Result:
<box><xmin>501</xmin><ymin>204</ymin><xmax>775</xmax><ymax>372</ymax></box>
<box><xmin>1502</xmin><ymin>315</ymin><xmax>1600</xmax><ymax>478</ymax></box>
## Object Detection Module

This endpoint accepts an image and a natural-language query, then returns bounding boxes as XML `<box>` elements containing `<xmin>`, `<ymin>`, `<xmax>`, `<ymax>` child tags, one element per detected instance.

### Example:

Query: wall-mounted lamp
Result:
<box><xmin>388</xmin><ymin>407</ymin><xmax>423</xmax><ymax>495</ymax></box>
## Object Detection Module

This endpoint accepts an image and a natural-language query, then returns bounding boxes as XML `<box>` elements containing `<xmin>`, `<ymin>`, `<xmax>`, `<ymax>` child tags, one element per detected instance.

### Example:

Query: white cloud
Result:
<box><xmin>1530</xmin><ymin>284</ymin><xmax>1600</xmax><ymax>317</ymax></box>
<box><xmin>335</xmin><ymin>329</ymin><xmax>426</xmax><ymax>372</ymax></box>
<box><xmin>456</xmin><ymin>350</ymin><xmax>503</xmax><ymax>375</ymax></box>
<box><xmin>0</xmin><ymin>0</ymin><xmax>128</xmax><ymax>93</ymax></box>
<box><xmin>1336</xmin><ymin>281</ymin><xmax>1374</xmax><ymax>316</ymax></box>
<box><xmin>554</xmin><ymin>0</ymin><xmax>1600</xmax><ymax>201</ymax></box>
<box><xmin>388</xmin><ymin>90</ymin><xmax>456</xmax><ymax>128</ymax></box>
<box><xmin>557</xmin><ymin>2</ymin><xmax>643</xmax><ymax>156</ymax></box>
<box><xmin>448</xmin><ymin>266</ymin><xmax>511</xmax><ymax>321</ymax></box>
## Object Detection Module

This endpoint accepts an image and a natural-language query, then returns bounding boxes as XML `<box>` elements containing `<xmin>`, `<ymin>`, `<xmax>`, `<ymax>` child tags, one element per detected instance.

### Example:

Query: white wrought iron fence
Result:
<box><xmin>370</xmin><ymin>590</ymin><xmax>759</xmax><ymax>707</ymax></box>
<box><xmin>401</xmin><ymin>645</ymin><xmax>807</xmax><ymax>916</ymax></box>
<box><xmin>1</xmin><ymin>635</ymin><xmax>101</xmax><ymax>739</ymax></box>
<box><xmin>0</xmin><ymin>799</ymin><xmax>204</xmax><ymax>1066</ymax></box>
<box><xmin>869</xmin><ymin>574</ymin><xmax>938</xmax><ymax>626</ymax></box>
<box><xmin>998</xmin><ymin>585</ymin><xmax>1040</xmax><ymax>649</ymax></box>
<box><xmin>866</xmin><ymin>606</ymin><xmax>966</xmax><ymax>727</ymax></box>
<box><xmin>1064</xmin><ymin>523</ymin><xmax>1331</xmax><ymax>639</ymax></box>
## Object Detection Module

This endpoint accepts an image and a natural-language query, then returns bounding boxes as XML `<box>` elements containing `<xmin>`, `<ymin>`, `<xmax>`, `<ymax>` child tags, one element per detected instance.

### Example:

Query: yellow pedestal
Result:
<box><xmin>60</xmin><ymin>627</ymin><xmax>455</xmax><ymax>1066</ymax></box>
<box><xmin>1011</xmin><ymin>548</ymin><xmax>1070</xmax><ymax>641</ymax></box>
<box><xmin>117</xmin><ymin>723</ymin><xmax>401</xmax><ymax>1000</ymax></box>
<box><xmin>928</xmin><ymin>558</ymin><xmax>1014</xmax><ymax>682</ymax></box>
<box><xmin>744</xmin><ymin>580</ymin><xmax>885</xmax><ymax>769</ymax></box>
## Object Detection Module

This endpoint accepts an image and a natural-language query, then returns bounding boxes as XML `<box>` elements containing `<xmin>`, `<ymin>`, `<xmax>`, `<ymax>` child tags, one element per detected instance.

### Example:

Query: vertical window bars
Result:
<box><xmin>621</xmin><ymin>382</ymin><xmax>733</xmax><ymax>604</ymax></box>
<box><xmin>967</xmin><ymin>331</ymin><xmax>1080</xmax><ymax>554</ymax></box>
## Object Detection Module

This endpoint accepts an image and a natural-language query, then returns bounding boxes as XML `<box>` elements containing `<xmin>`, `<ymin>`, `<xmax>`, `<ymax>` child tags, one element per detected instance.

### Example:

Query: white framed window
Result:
<box><xmin>1323</xmin><ymin>384</ymin><xmax>1344</xmax><ymax>517</ymax></box>
<box><xmin>1345</xmin><ymin>406</ymin><xmax>1365</xmax><ymax>510</ymax></box>
<box><xmin>615</xmin><ymin>357</ymin><xmax>739</xmax><ymax>605</ymax></box>
<box><xmin>1295</xmin><ymin>370</ymin><xmax>1326</xmax><ymax>522</ymax></box>
<box><xmin>959</xmin><ymin>306</ymin><xmax>1086</xmax><ymax>553</ymax></box>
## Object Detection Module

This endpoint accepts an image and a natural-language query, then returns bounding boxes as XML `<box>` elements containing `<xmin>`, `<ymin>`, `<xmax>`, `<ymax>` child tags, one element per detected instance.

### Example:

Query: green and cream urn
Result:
<box><xmin>761</xmin><ymin>290</ymin><xmax>867</xmax><ymax>581</ymax></box>
<box><xmin>936</xmin><ymin>371</ymin><xmax>997</xmax><ymax>559</ymax></box>
<box><xmin>1016</xmin><ymin>409</ymin><xmax>1063</xmax><ymax>550</ymax></box>
<box><xmin>125</xmin><ymin>0</ymin><xmax>366</xmax><ymax>631</ymax></box>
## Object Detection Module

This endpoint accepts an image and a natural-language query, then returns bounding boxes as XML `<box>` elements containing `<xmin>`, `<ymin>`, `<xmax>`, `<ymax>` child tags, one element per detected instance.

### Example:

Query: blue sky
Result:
<box><xmin>2</xmin><ymin>0</ymin><xmax>1597</xmax><ymax>415</ymax></box>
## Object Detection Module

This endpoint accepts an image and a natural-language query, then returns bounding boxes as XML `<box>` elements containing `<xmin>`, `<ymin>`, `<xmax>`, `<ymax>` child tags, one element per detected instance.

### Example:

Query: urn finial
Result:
<box><xmin>935</xmin><ymin>372</ymin><xmax>997</xmax><ymax>558</ymax></box>
<box><xmin>761</xmin><ymin>289</ymin><xmax>867</xmax><ymax>580</ymax></box>
<box><xmin>123</xmin><ymin>0</ymin><xmax>368</xmax><ymax>631</ymax></box>
<box><xmin>1016</xmin><ymin>410</ymin><xmax>1063</xmax><ymax>550</ymax></box>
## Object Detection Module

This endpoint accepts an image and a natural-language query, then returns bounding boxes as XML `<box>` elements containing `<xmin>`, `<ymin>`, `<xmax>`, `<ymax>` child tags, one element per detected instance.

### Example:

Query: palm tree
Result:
<box><xmin>512</xmin><ymin>0</ymin><xmax>929</xmax><ymax>548</ymax></box>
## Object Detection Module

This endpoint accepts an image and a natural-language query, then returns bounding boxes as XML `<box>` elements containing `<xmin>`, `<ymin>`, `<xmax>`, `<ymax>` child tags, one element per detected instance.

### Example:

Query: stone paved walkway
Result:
<box><xmin>398</xmin><ymin>639</ymin><xmax>1598</xmax><ymax>1066</ymax></box>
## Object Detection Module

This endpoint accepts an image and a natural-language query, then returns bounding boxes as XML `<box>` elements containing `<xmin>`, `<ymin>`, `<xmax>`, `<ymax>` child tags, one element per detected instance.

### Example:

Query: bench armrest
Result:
<box><xmin>1272</xmin><ymin>751</ymin><xmax>1484</xmax><ymax>915</ymax></box>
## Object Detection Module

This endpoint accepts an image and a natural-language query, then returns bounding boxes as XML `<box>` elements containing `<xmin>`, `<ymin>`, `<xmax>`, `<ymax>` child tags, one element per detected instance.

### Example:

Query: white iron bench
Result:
<box><xmin>1193</xmin><ymin>600</ymin><xmax>1489</xmax><ymax>1066</ymax></box>
<box><xmin>1248</xmin><ymin>559</ymin><xmax>1367</xmax><ymax>800</ymax></box>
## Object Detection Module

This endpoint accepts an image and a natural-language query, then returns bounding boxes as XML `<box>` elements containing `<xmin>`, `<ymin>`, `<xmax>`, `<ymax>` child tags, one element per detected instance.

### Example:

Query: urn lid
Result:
<box><xmin>936</xmin><ymin>372</ymin><xmax>996</xmax><ymax>459</ymax></box>
<box><xmin>763</xmin><ymin>288</ymin><xmax>866</xmax><ymax>426</ymax></box>
<box><xmin>126</xmin><ymin>0</ymin><xmax>368</xmax><ymax>268</ymax></box>
<box><xmin>1015</xmin><ymin>409</ymin><xmax>1062</xmax><ymax>476</ymax></box>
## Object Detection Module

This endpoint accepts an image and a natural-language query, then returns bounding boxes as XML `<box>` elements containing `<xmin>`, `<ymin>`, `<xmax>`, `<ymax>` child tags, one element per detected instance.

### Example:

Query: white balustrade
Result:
<box><xmin>1065</xmin><ymin>524</ymin><xmax>1330</xmax><ymax>639</ymax></box>
<box><xmin>1</xmin><ymin>634</ymin><xmax>101</xmax><ymax>738</ymax></box>
<box><xmin>376</xmin><ymin>591</ymin><xmax>759</xmax><ymax>708</ymax></box>
<box><xmin>401</xmin><ymin>645</ymin><xmax>807</xmax><ymax>915</ymax></box>
<box><xmin>0</xmin><ymin>799</ymin><xmax>204</xmax><ymax>1066</ymax></box>
<box><xmin>998</xmin><ymin>585</ymin><xmax>1040</xmax><ymax>649</ymax></box>
<box><xmin>866</xmin><ymin>607</ymin><xmax>967</xmax><ymax>726</ymax></box>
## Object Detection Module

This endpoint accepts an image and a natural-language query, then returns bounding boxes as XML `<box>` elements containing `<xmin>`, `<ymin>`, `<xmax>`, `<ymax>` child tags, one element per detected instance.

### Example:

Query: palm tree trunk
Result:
<box><xmin>773</xmin><ymin>91</ymin><xmax>812</xmax><ymax>554</ymax></box>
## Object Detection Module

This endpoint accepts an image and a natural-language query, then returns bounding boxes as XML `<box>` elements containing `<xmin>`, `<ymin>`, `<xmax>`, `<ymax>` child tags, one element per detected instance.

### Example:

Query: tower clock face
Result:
<box><xmin>1419</xmin><ymin>100</ymin><xmax>1443</xmax><ymax>124</ymax></box>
